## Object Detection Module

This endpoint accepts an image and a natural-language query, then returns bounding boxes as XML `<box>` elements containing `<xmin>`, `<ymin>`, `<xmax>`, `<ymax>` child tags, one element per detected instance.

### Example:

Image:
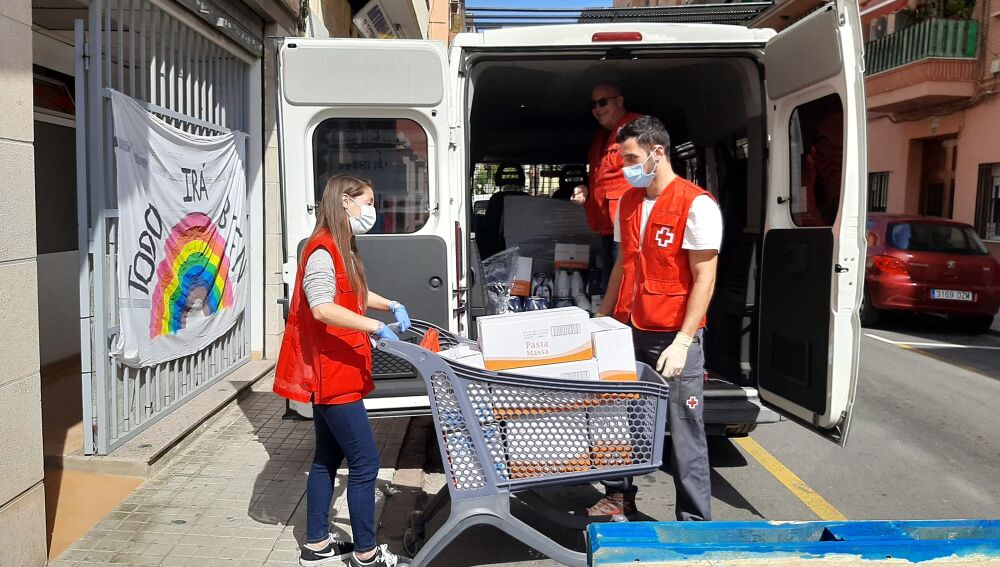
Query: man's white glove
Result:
<box><xmin>656</xmin><ymin>332</ymin><xmax>693</xmax><ymax>378</ymax></box>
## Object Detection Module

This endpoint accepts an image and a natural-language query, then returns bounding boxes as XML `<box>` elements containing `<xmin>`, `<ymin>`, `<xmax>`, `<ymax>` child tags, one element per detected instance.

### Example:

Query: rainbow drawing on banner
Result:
<box><xmin>149</xmin><ymin>212</ymin><xmax>234</xmax><ymax>338</ymax></box>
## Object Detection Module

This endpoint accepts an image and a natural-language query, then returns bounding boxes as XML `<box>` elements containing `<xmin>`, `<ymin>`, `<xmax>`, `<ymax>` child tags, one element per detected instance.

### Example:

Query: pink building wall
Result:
<box><xmin>868</xmin><ymin>96</ymin><xmax>1000</xmax><ymax>256</ymax></box>
<box><xmin>865</xmin><ymin>0</ymin><xmax>1000</xmax><ymax>257</ymax></box>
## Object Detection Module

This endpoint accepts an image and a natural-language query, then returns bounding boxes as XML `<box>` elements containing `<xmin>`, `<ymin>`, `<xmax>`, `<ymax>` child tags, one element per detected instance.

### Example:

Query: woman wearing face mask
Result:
<box><xmin>274</xmin><ymin>175</ymin><xmax>412</xmax><ymax>567</ymax></box>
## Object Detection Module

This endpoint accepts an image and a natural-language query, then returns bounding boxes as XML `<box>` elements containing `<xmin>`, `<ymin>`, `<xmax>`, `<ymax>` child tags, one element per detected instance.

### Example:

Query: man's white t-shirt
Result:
<box><xmin>613</xmin><ymin>194</ymin><xmax>723</xmax><ymax>251</ymax></box>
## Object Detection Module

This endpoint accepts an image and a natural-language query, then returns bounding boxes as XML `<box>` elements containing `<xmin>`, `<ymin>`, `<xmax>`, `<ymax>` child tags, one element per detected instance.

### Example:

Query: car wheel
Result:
<box><xmin>954</xmin><ymin>315</ymin><xmax>994</xmax><ymax>334</ymax></box>
<box><xmin>860</xmin><ymin>289</ymin><xmax>881</xmax><ymax>327</ymax></box>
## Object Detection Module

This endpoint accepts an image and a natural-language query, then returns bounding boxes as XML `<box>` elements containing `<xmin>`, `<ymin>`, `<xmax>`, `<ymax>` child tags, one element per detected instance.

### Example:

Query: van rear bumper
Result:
<box><xmin>294</xmin><ymin>373</ymin><xmax>782</xmax><ymax>431</ymax></box>
<box><xmin>704</xmin><ymin>380</ymin><xmax>781</xmax><ymax>432</ymax></box>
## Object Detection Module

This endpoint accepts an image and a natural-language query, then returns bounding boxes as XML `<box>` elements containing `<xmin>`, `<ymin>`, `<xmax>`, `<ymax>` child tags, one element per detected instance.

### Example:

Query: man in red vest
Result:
<box><xmin>585</xmin><ymin>82</ymin><xmax>642</xmax><ymax>288</ymax></box>
<box><xmin>590</xmin><ymin>115</ymin><xmax>721</xmax><ymax>522</ymax></box>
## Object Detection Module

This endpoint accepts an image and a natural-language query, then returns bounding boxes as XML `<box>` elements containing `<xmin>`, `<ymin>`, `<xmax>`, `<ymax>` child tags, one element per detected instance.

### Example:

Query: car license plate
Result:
<box><xmin>930</xmin><ymin>289</ymin><xmax>974</xmax><ymax>301</ymax></box>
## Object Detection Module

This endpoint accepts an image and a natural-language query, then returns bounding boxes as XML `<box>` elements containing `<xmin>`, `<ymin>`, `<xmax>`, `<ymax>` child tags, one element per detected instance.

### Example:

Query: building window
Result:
<box><xmin>975</xmin><ymin>163</ymin><xmax>1000</xmax><ymax>241</ymax></box>
<box><xmin>788</xmin><ymin>94</ymin><xmax>843</xmax><ymax>227</ymax></box>
<box><xmin>867</xmin><ymin>171</ymin><xmax>889</xmax><ymax>213</ymax></box>
<box><xmin>313</xmin><ymin>118</ymin><xmax>430</xmax><ymax>234</ymax></box>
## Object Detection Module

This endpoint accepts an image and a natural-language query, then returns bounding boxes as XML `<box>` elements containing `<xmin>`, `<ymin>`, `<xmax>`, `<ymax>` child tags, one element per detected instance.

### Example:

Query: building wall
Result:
<box><xmin>0</xmin><ymin>0</ymin><xmax>47</xmax><ymax>565</ymax></box>
<box><xmin>264</xmin><ymin>20</ymin><xmax>290</xmax><ymax>359</ymax></box>
<box><xmin>867</xmin><ymin>96</ymin><xmax>1000</xmax><ymax>256</ymax></box>
<box><xmin>984</xmin><ymin>0</ymin><xmax>1000</xmax><ymax>82</ymax></box>
<box><xmin>310</xmin><ymin>0</ymin><xmax>354</xmax><ymax>38</ymax></box>
<box><xmin>429</xmin><ymin>0</ymin><xmax>450</xmax><ymax>42</ymax></box>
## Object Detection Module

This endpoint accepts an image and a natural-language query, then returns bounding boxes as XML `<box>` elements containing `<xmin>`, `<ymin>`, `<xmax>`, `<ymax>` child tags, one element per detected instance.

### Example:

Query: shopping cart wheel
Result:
<box><xmin>403</xmin><ymin>525</ymin><xmax>425</xmax><ymax>556</ymax></box>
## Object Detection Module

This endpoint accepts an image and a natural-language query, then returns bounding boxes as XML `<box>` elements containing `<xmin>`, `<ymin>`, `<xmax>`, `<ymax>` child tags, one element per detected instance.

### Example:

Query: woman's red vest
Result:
<box><xmin>273</xmin><ymin>231</ymin><xmax>374</xmax><ymax>405</ymax></box>
<box><xmin>613</xmin><ymin>177</ymin><xmax>713</xmax><ymax>332</ymax></box>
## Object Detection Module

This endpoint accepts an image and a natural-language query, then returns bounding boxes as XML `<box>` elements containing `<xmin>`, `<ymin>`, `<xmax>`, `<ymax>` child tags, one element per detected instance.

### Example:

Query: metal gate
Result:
<box><xmin>75</xmin><ymin>0</ymin><xmax>255</xmax><ymax>455</ymax></box>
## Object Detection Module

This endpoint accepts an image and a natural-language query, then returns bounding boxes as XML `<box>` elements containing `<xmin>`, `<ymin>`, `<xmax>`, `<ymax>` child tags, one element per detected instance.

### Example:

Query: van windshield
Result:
<box><xmin>888</xmin><ymin>222</ymin><xmax>989</xmax><ymax>255</ymax></box>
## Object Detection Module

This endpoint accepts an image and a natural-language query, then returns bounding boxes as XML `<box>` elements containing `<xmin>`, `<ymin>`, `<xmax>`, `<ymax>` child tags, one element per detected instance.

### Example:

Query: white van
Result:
<box><xmin>276</xmin><ymin>0</ymin><xmax>866</xmax><ymax>444</ymax></box>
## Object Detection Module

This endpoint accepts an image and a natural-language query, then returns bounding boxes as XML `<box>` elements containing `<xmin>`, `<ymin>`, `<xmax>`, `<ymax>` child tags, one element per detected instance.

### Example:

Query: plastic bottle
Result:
<box><xmin>555</xmin><ymin>270</ymin><xmax>571</xmax><ymax>297</ymax></box>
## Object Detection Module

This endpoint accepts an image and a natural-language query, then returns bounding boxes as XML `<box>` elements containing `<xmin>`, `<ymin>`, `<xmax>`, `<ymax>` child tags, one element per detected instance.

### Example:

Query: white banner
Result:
<box><xmin>110</xmin><ymin>90</ymin><xmax>248</xmax><ymax>367</ymax></box>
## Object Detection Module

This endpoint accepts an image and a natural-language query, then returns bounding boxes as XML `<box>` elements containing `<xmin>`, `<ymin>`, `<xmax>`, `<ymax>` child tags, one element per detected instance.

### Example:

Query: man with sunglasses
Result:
<box><xmin>585</xmin><ymin>82</ymin><xmax>641</xmax><ymax>289</ymax></box>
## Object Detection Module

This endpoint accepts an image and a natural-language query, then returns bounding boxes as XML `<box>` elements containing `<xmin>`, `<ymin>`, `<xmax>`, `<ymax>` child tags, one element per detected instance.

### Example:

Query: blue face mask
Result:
<box><xmin>622</xmin><ymin>147</ymin><xmax>660</xmax><ymax>188</ymax></box>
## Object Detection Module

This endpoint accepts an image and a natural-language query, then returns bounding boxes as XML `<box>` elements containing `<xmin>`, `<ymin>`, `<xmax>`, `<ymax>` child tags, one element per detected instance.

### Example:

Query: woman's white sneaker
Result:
<box><xmin>349</xmin><ymin>544</ymin><xmax>411</xmax><ymax>567</ymax></box>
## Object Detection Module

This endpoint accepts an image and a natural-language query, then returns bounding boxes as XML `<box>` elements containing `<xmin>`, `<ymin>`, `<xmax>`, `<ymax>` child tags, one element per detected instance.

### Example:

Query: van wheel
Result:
<box><xmin>860</xmin><ymin>290</ymin><xmax>881</xmax><ymax>327</ymax></box>
<box><xmin>954</xmin><ymin>315</ymin><xmax>994</xmax><ymax>334</ymax></box>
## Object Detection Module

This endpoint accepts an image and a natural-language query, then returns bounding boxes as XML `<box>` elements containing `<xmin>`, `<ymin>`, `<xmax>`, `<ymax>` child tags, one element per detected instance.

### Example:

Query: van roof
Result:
<box><xmin>453</xmin><ymin>22</ymin><xmax>775</xmax><ymax>49</ymax></box>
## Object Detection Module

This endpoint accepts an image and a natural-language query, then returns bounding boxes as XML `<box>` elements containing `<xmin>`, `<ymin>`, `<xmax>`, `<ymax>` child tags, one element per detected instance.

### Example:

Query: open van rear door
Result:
<box><xmin>277</xmin><ymin>39</ymin><xmax>453</xmax><ymax>413</ymax></box>
<box><xmin>758</xmin><ymin>1</ymin><xmax>866</xmax><ymax>444</ymax></box>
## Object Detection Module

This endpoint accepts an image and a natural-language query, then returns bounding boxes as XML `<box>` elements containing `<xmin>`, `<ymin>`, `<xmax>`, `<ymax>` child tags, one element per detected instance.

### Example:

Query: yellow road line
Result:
<box><xmin>734</xmin><ymin>436</ymin><xmax>847</xmax><ymax>521</ymax></box>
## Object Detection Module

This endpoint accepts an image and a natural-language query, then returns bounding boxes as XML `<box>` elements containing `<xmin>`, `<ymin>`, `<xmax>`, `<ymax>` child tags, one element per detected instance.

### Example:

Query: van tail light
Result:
<box><xmin>873</xmin><ymin>255</ymin><xmax>909</xmax><ymax>276</ymax></box>
<box><xmin>592</xmin><ymin>32</ymin><xmax>643</xmax><ymax>42</ymax></box>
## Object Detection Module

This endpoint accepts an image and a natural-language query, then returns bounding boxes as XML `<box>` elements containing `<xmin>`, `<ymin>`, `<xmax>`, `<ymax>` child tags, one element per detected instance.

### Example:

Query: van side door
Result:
<box><xmin>277</xmin><ymin>39</ymin><xmax>454</xmax><ymax>409</ymax></box>
<box><xmin>758</xmin><ymin>0</ymin><xmax>867</xmax><ymax>444</ymax></box>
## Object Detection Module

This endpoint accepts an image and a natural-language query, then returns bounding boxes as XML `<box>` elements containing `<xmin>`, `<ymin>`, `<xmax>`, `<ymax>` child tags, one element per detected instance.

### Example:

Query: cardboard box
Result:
<box><xmin>507</xmin><ymin>358</ymin><xmax>600</xmax><ymax>381</ymax></box>
<box><xmin>589</xmin><ymin>317</ymin><xmax>638</xmax><ymax>381</ymax></box>
<box><xmin>439</xmin><ymin>344</ymin><xmax>485</xmax><ymax>369</ymax></box>
<box><xmin>477</xmin><ymin>307</ymin><xmax>593</xmax><ymax>371</ymax></box>
<box><xmin>554</xmin><ymin>243</ymin><xmax>590</xmax><ymax>270</ymax></box>
<box><xmin>511</xmin><ymin>256</ymin><xmax>533</xmax><ymax>297</ymax></box>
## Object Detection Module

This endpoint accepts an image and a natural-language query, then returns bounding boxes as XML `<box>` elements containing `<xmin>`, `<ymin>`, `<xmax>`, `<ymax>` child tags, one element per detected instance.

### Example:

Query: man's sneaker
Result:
<box><xmin>349</xmin><ymin>544</ymin><xmax>412</xmax><ymax>567</ymax></box>
<box><xmin>299</xmin><ymin>533</ymin><xmax>355</xmax><ymax>566</ymax></box>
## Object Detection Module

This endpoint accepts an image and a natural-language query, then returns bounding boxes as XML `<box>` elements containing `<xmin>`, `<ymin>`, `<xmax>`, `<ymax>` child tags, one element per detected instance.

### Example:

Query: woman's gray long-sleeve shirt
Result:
<box><xmin>303</xmin><ymin>249</ymin><xmax>336</xmax><ymax>308</ymax></box>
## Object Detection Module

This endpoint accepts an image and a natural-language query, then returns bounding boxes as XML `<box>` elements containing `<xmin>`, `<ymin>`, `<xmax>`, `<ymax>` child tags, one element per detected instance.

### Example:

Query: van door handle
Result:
<box><xmin>835</xmin><ymin>264</ymin><xmax>850</xmax><ymax>273</ymax></box>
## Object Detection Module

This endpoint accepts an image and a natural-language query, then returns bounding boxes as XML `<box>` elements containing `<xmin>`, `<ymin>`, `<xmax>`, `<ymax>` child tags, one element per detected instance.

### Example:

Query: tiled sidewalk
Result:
<box><xmin>50</xmin><ymin>374</ymin><xmax>411</xmax><ymax>567</ymax></box>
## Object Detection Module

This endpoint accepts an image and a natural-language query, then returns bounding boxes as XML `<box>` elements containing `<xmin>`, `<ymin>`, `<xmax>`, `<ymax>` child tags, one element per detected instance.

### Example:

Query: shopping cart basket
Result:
<box><xmin>376</xmin><ymin>320</ymin><xmax>670</xmax><ymax>567</ymax></box>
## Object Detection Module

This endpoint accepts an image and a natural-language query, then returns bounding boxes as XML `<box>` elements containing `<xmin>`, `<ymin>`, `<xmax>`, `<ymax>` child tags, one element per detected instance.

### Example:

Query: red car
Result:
<box><xmin>863</xmin><ymin>214</ymin><xmax>1000</xmax><ymax>333</ymax></box>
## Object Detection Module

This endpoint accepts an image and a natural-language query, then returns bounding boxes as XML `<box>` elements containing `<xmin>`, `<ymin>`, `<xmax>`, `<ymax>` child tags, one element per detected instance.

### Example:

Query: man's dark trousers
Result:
<box><xmin>602</xmin><ymin>327</ymin><xmax>712</xmax><ymax>521</ymax></box>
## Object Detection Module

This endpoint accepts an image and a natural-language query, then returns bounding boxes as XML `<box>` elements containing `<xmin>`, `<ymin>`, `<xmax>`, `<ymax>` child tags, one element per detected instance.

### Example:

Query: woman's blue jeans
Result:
<box><xmin>306</xmin><ymin>400</ymin><xmax>380</xmax><ymax>551</ymax></box>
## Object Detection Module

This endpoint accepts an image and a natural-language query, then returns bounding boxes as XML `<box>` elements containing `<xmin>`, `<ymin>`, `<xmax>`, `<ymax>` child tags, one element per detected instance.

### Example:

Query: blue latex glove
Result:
<box><xmin>373</xmin><ymin>322</ymin><xmax>399</xmax><ymax>341</ymax></box>
<box><xmin>390</xmin><ymin>301</ymin><xmax>411</xmax><ymax>333</ymax></box>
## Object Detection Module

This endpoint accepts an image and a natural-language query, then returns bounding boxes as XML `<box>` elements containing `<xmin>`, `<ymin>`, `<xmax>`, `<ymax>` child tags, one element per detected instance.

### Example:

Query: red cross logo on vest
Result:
<box><xmin>655</xmin><ymin>226</ymin><xmax>675</xmax><ymax>248</ymax></box>
<box><xmin>686</xmin><ymin>396</ymin><xmax>699</xmax><ymax>410</ymax></box>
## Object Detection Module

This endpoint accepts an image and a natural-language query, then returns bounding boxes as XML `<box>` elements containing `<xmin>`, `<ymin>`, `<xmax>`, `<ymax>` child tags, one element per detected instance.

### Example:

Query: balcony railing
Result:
<box><xmin>865</xmin><ymin>18</ymin><xmax>978</xmax><ymax>76</ymax></box>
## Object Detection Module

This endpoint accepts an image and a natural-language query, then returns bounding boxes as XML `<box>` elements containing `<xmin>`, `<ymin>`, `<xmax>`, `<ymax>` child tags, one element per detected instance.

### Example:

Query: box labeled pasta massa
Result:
<box><xmin>476</xmin><ymin>307</ymin><xmax>593</xmax><ymax>371</ymax></box>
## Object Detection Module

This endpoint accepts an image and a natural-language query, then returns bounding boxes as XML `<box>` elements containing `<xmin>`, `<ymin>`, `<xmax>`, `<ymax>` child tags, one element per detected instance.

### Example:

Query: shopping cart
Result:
<box><xmin>376</xmin><ymin>320</ymin><xmax>671</xmax><ymax>567</ymax></box>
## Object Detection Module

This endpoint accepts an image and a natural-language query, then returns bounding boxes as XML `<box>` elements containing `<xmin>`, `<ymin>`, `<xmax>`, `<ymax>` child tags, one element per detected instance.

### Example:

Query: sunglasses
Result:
<box><xmin>589</xmin><ymin>95</ymin><xmax>621</xmax><ymax>109</ymax></box>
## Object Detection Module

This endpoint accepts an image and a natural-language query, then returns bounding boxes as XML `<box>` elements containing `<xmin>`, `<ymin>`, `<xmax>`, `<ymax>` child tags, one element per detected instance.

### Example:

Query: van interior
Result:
<box><xmin>463</xmin><ymin>53</ymin><xmax>767</xmax><ymax>392</ymax></box>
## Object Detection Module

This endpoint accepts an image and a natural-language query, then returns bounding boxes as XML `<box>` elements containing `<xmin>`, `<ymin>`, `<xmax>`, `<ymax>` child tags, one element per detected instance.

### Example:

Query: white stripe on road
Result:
<box><xmin>864</xmin><ymin>333</ymin><xmax>1000</xmax><ymax>350</ymax></box>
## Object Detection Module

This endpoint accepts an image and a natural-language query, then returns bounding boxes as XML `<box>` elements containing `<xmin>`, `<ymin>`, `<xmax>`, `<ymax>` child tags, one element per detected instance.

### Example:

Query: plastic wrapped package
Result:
<box><xmin>481</xmin><ymin>247</ymin><xmax>520</xmax><ymax>315</ymax></box>
<box><xmin>502</xmin><ymin>196</ymin><xmax>602</xmax><ymax>275</ymax></box>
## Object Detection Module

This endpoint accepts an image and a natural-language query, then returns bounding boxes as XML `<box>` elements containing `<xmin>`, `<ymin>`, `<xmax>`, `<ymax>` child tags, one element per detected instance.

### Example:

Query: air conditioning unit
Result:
<box><xmin>354</xmin><ymin>0</ymin><xmax>398</xmax><ymax>39</ymax></box>
<box><xmin>353</xmin><ymin>0</ymin><xmax>429</xmax><ymax>39</ymax></box>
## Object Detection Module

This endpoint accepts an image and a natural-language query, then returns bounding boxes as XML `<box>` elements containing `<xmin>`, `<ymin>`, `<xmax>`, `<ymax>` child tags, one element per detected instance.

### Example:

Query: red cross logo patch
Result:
<box><xmin>655</xmin><ymin>226</ymin><xmax>675</xmax><ymax>248</ymax></box>
<box><xmin>686</xmin><ymin>396</ymin><xmax>699</xmax><ymax>410</ymax></box>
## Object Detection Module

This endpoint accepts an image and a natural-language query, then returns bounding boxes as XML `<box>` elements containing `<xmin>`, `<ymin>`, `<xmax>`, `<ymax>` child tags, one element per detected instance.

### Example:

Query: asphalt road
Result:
<box><xmin>399</xmin><ymin>318</ymin><xmax>1000</xmax><ymax>566</ymax></box>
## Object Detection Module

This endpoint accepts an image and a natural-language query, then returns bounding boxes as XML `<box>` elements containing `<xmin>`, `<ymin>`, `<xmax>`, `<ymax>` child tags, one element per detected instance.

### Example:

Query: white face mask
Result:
<box><xmin>346</xmin><ymin>196</ymin><xmax>377</xmax><ymax>235</ymax></box>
